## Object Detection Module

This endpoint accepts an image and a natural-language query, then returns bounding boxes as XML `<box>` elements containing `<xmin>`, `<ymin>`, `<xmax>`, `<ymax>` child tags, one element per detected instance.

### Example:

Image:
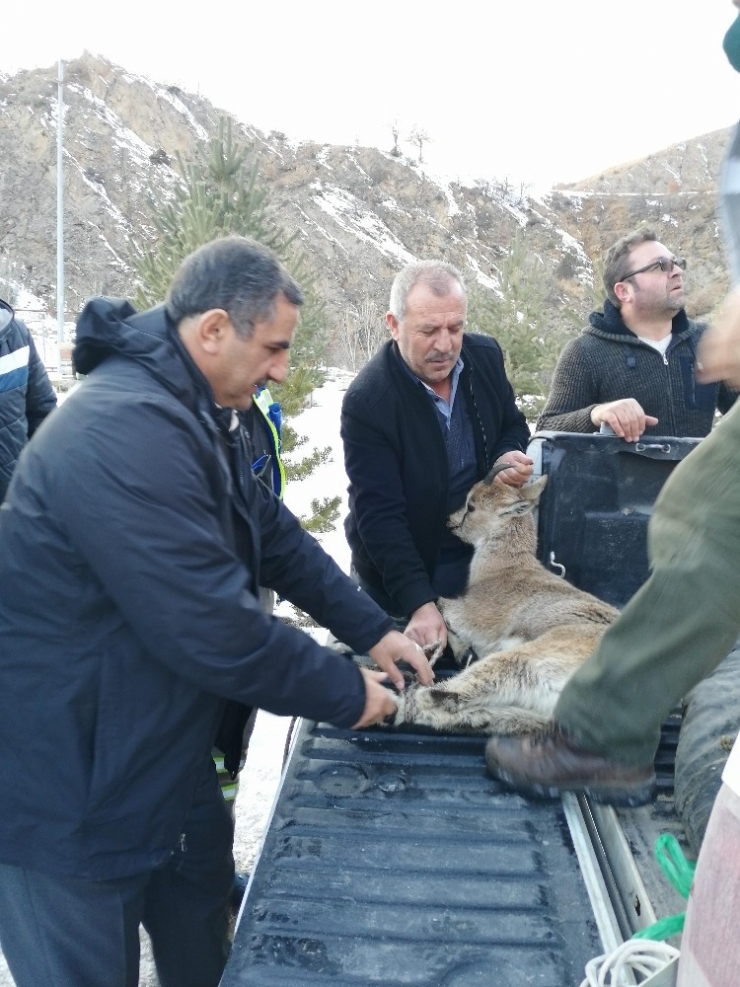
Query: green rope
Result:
<box><xmin>632</xmin><ymin>833</ymin><xmax>696</xmax><ymax>941</ymax></box>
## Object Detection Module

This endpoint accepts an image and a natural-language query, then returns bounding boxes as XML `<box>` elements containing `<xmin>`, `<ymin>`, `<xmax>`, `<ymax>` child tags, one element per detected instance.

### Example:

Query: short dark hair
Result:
<box><xmin>166</xmin><ymin>236</ymin><xmax>303</xmax><ymax>338</ymax></box>
<box><xmin>602</xmin><ymin>229</ymin><xmax>659</xmax><ymax>308</ymax></box>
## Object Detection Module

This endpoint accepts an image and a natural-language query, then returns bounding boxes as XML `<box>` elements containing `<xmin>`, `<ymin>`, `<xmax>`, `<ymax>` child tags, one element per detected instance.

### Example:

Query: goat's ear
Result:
<box><xmin>501</xmin><ymin>498</ymin><xmax>536</xmax><ymax>517</ymax></box>
<box><xmin>520</xmin><ymin>474</ymin><xmax>548</xmax><ymax>503</ymax></box>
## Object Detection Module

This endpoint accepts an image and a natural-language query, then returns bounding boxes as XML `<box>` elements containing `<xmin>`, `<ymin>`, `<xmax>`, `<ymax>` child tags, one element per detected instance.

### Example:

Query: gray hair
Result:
<box><xmin>388</xmin><ymin>260</ymin><xmax>466</xmax><ymax>321</ymax></box>
<box><xmin>602</xmin><ymin>229</ymin><xmax>659</xmax><ymax>308</ymax></box>
<box><xmin>166</xmin><ymin>236</ymin><xmax>303</xmax><ymax>338</ymax></box>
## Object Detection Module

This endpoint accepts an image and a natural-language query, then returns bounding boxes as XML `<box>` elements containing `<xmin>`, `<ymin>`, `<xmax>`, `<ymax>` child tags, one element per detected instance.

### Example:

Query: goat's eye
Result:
<box><xmin>467</xmin><ymin>503</ymin><xmax>475</xmax><ymax>514</ymax></box>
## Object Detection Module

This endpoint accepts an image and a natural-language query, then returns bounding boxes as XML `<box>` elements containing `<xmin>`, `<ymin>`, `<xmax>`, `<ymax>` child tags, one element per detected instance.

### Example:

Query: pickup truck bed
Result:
<box><xmin>223</xmin><ymin>689</ymin><xmax>686</xmax><ymax>986</ymax></box>
<box><xmin>223</xmin><ymin>713</ymin><xmax>605</xmax><ymax>986</ymax></box>
<box><xmin>223</xmin><ymin>431</ymin><xmax>696</xmax><ymax>985</ymax></box>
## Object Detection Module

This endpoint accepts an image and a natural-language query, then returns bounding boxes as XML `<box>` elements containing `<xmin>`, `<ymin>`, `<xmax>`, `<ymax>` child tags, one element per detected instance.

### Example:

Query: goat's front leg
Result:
<box><xmin>436</xmin><ymin>596</ymin><xmax>478</xmax><ymax>667</ymax></box>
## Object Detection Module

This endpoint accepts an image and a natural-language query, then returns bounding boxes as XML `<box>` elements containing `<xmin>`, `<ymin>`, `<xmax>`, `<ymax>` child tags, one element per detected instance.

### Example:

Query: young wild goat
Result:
<box><xmin>393</xmin><ymin>463</ymin><xmax>618</xmax><ymax>735</ymax></box>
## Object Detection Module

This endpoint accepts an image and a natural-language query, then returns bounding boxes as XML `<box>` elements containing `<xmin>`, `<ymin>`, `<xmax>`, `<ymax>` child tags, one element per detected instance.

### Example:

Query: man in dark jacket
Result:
<box><xmin>537</xmin><ymin>228</ymin><xmax>738</xmax><ymax>441</ymax></box>
<box><xmin>341</xmin><ymin>260</ymin><xmax>532</xmax><ymax>653</ymax></box>
<box><xmin>0</xmin><ymin>298</ymin><xmax>56</xmax><ymax>499</ymax></box>
<box><xmin>0</xmin><ymin>237</ymin><xmax>432</xmax><ymax>987</ymax></box>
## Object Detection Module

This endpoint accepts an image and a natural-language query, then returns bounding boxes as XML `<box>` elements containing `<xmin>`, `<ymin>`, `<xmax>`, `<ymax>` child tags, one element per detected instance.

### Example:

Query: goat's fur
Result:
<box><xmin>393</xmin><ymin>470</ymin><xmax>618</xmax><ymax>735</ymax></box>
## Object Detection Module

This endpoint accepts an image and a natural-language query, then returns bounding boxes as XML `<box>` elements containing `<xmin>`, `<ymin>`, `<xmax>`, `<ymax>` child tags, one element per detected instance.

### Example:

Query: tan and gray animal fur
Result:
<box><xmin>394</xmin><ymin>467</ymin><xmax>618</xmax><ymax>735</ymax></box>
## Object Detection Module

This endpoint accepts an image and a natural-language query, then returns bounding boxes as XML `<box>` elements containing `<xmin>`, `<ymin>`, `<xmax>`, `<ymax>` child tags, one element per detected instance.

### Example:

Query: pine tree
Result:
<box><xmin>130</xmin><ymin>116</ymin><xmax>339</xmax><ymax>526</ymax></box>
<box><xmin>131</xmin><ymin>118</ymin><xmax>285</xmax><ymax>306</ymax></box>
<box><xmin>467</xmin><ymin>234</ymin><xmax>577</xmax><ymax>420</ymax></box>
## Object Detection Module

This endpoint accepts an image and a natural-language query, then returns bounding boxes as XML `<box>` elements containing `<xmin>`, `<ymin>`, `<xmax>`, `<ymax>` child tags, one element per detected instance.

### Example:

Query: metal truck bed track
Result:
<box><xmin>224</xmin><ymin>718</ymin><xmax>607</xmax><ymax>986</ymax></box>
<box><xmin>611</xmin><ymin>710</ymin><xmax>688</xmax><ymax>928</ymax></box>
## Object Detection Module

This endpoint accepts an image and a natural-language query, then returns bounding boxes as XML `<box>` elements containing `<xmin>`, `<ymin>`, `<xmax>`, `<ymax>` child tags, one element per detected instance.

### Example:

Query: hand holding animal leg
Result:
<box><xmin>397</xmin><ymin>628</ymin><xmax>601</xmax><ymax>734</ymax></box>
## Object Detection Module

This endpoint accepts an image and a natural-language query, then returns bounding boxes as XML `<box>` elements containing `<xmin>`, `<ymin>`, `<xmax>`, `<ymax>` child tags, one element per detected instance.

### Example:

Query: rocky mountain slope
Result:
<box><xmin>546</xmin><ymin>128</ymin><xmax>732</xmax><ymax>317</ymax></box>
<box><xmin>0</xmin><ymin>53</ymin><xmax>731</xmax><ymax>364</ymax></box>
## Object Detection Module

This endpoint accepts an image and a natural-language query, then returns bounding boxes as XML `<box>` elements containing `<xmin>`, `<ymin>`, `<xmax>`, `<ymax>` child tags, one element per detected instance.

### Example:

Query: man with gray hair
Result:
<box><xmin>341</xmin><ymin>259</ymin><xmax>532</xmax><ymax>652</ymax></box>
<box><xmin>537</xmin><ymin>228</ymin><xmax>737</xmax><ymax>441</ymax></box>
<box><xmin>0</xmin><ymin>236</ymin><xmax>433</xmax><ymax>987</ymax></box>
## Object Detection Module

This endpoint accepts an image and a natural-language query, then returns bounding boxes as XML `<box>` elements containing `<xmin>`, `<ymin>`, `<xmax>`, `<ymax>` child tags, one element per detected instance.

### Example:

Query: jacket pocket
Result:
<box><xmin>681</xmin><ymin>355</ymin><xmax>715</xmax><ymax>410</ymax></box>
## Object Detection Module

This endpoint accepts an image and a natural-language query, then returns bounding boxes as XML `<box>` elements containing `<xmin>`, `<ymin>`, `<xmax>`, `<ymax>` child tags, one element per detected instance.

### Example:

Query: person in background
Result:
<box><xmin>215</xmin><ymin>383</ymin><xmax>286</xmax><ymax>911</ymax></box>
<box><xmin>341</xmin><ymin>260</ymin><xmax>532</xmax><ymax>654</ymax></box>
<box><xmin>486</xmin><ymin>295</ymin><xmax>740</xmax><ymax>807</ymax></box>
<box><xmin>0</xmin><ymin>297</ymin><xmax>56</xmax><ymax>500</ymax></box>
<box><xmin>0</xmin><ymin>236</ymin><xmax>432</xmax><ymax>987</ymax></box>
<box><xmin>537</xmin><ymin>229</ymin><xmax>737</xmax><ymax>441</ymax></box>
<box><xmin>247</xmin><ymin>384</ymin><xmax>285</xmax><ymax>502</ymax></box>
<box><xmin>485</xmin><ymin>1</ymin><xmax>740</xmax><ymax>816</ymax></box>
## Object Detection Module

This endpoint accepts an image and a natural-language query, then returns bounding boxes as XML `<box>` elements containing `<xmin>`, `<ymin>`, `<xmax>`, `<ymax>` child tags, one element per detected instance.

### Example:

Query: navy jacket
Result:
<box><xmin>341</xmin><ymin>334</ymin><xmax>530</xmax><ymax>618</ymax></box>
<box><xmin>0</xmin><ymin>299</ymin><xmax>56</xmax><ymax>499</ymax></box>
<box><xmin>0</xmin><ymin>299</ymin><xmax>392</xmax><ymax>881</ymax></box>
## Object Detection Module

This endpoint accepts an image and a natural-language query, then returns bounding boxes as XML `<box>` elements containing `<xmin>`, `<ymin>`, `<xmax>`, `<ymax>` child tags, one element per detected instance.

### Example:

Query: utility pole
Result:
<box><xmin>56</xmin><ymin>58</ymin><xmax>64</xmax><ymax>360</ymax></box>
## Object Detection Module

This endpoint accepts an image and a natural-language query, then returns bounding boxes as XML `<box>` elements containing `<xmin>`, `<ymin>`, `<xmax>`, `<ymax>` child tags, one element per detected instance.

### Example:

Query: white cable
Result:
<box><xmin>579</xmin><ymin>938</ymin><xmax>680</xmax><ymax>986</ymax></box>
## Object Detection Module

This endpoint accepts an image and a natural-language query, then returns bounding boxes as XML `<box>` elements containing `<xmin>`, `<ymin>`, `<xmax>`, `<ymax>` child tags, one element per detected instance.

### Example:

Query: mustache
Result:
<box><xmin>425</xmin><ymin>353</ymin><xmax>455</xmax><ymax>364</ymax></box>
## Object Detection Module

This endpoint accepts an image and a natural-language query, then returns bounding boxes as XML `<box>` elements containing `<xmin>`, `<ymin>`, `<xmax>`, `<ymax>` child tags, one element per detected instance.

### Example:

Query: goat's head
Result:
<box><xmin>448</xmin><ymin>470</ymin><xmax>549</xmax><ymax>546</ymax></box>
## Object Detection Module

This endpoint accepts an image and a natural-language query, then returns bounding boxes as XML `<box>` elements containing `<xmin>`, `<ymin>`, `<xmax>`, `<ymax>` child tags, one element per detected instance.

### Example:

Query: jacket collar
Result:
<box><xmin>588</xmin><ymin>299</ymin><xmax>691</xmax><ymax>340</ymax></box>
<box><xmin>73</xmin><ymin>297</ymin><xmax>223</xmax><ymax>420</ymax></box>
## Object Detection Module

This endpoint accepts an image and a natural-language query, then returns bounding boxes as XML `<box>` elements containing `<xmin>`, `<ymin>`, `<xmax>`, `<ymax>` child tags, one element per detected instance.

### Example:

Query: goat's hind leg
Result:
<box><xmin>397</xmin><ymin>685</ymin><xmax>498</xmax><ymax>733</ymax></box>
<box><xmin>396</xmin><ymin>645</ymin><xmax>566</xmax><ymax>733</ymax></box>
<box><xmin>397</xmin><ymin>686</ymin><xmax>551</xmax><ymax>735</ymax></box>
<box><xmin>393</xmin><ymin>655</ymin><xmax>516</xmax><ymax>732</ymax></box>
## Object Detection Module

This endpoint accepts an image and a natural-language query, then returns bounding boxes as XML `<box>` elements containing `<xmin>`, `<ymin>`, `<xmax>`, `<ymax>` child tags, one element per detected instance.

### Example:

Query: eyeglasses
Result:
<box><xmin>621</xmin><ymin>257</ymin><xmax>687</xmax><ymax>281</ymax></box>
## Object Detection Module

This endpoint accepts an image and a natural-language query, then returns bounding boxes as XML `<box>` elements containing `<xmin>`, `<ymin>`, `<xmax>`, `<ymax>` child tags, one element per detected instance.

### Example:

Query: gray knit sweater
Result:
<box><xmin>536</xmin><ymin>302</ymin><xmax>738</xmax><ymax>437</ymax></box>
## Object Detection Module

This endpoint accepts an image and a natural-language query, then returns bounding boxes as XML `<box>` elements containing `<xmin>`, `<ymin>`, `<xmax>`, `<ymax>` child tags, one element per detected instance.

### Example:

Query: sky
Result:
<box><xmin>3</xmin><ymin>1</ymin><xmax>740</xmax><ymax>188</ymax></box>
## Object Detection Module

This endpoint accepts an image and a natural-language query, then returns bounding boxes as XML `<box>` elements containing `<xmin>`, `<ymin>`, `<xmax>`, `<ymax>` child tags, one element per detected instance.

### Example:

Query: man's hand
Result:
<box><xmin>404</xmin><ymin>601</ymin><xmax>448</xmax><ymax>652</ymax></box>
<box><xmin>590</xmin><ymin>398</ymin><xmax>658</xmax><ymax>442</ymax></box>
<box><xmin>368</xmin><ymin>629</ymin><xmax>435</xmax><ymax>690</ymax></box>
<box><xmin>696</xmin><ymin>288</ymin><xmax>740</xmax><ymax>388</ymax></box>
<box><xmin>492</xmin><ymin>451</ymin><xmax>534</xmax><ymax>487</ymax></box>
<box><xmin>351</xmin><ymin>668</ymin><xmax>397</xmax><ymax>728</ymax></box>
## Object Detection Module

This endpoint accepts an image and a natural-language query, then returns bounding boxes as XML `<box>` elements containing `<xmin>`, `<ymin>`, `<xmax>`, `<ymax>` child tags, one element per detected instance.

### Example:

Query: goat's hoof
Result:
<box><xmin>457</xmin><ymin>647</ymin><xmax>480</xmax><ymax>669</ymax></box>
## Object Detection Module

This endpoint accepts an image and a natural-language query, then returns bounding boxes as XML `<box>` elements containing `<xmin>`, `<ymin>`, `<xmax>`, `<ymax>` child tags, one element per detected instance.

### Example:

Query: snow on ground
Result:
<box><xmin>281</xmin><ymin>367</ymin><xmax>355</xmax><ymax>570</ymax></box>
<box><xmin>0</xmin><ymin>368</ymin><xmax>355</xmax><ymax>987</ymax></box>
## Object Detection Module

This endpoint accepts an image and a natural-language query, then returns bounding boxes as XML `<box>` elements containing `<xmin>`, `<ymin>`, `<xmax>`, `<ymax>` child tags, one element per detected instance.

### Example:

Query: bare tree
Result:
<box><xmin>390</xmin><ymin>120</ymin><xmax>401</xmax><ymax>157</ymax></box>
<box><xmin>408</xmin><ymin>126</ymin><xmax>431</xmax><ymax>164</ymax></box>
<box><xmin>342</xmin><ymin>297</ymin><xmax>387</xmax><ymax>372</ymax></box>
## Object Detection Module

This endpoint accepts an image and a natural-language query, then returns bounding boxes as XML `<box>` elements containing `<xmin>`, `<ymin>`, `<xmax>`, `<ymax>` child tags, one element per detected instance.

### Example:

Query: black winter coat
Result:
<box><xmin>0</xmin><ymin>299</ymin><xmax>56</xmax><ymax>499</ymax></box>
<box><xmin>0</xmin><ymin>299</ymin><xmax>392</xmax><ymax>881</ymax></box>
<box><xmin>341</xmin><ymin>335</ymin><xmax>530</xmax><ymax>618</ymax></box>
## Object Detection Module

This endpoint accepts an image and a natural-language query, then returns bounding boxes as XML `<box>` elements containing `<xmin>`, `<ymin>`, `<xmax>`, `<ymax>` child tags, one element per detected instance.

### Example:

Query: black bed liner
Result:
<box><xmin>223</xmin><ymin>717</ymin><xmax>604</xmax><ymax>986</ymax></box>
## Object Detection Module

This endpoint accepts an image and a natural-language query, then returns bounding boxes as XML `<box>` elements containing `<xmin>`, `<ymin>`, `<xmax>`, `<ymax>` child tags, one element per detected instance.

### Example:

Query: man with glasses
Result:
<box><xmin>485</xmin><ymin>3</ymin><xmax>740</xmax><ymax>818</ymax></box>
<box><xmin>537</xmin><ymin>228</ymin><xmax>737</xmax><ymax>440</ymax></box>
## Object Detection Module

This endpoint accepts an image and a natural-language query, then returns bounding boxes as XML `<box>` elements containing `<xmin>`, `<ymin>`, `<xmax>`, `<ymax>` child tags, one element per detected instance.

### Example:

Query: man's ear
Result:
<box><xmin>195</xmin><ymin>309</ymin><xmax>231</xmax><ymax>354</ymax></box>
<box><xmin>613</xmin><ymin>281</ymin><xmax>631</xmax><ymax>305</ymax></box>
<box><xmin>386</xmin><ymin>311</ymin><xmax>400</xmax><ymax>340</ymax></box>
